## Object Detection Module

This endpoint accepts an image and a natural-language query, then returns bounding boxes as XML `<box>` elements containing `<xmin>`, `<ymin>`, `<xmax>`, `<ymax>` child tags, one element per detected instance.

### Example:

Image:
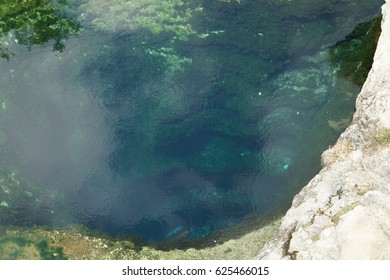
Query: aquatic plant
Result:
<box><xmin>79</xmin><ymin>0</ymin><xmax>197</xmax><ymax>39</ymax></box>
<box><xmin>0</xmin><ymin>0</ymin><xmax>80</xmax><ymax>59</ymax></box>
<box><xmin>78</xmin><ymin>0</ymin><xmax>201</xmax><ymax>74</ymax></box>
<box><xmin>329</xmin><ymin>17</ymin><xmax>381</xmax><ymax>86</ymax></box>
<box><xmin>0</xmin><ymin>217</ymin><xmax>281</xmax><ymax>259</ymax></box>
<box><xmin>0</xmin><ymin>232</ymin><xmax>67</xmax><ymax>259</ymax></box>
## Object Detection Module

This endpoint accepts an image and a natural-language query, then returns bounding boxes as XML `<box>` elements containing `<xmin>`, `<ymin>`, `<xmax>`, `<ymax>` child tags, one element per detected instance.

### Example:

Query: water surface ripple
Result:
<box><xmin>0</xmin><ymin>0</ymin><xmax>383</xmax><ymax>241</ymax></box>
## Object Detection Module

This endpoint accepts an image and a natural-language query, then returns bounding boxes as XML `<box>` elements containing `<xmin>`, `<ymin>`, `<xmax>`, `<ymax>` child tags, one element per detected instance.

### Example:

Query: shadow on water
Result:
<box><xmin>0</xmin><ymin>0</ymin><xmax>384</xmax><ymax>249</ymax></box>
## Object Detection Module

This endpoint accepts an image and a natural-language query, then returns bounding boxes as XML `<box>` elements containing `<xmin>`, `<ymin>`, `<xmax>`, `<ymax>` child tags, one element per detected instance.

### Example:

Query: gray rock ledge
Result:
<box><xmin>257</xmin><ymin>0</ymin><xmax>390</xmax><ymax>260</ymax></box>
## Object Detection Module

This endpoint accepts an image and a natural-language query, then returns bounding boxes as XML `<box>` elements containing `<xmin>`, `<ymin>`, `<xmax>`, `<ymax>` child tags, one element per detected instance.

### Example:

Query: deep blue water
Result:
<box><xmin>0</xmin><ymin>0</ymin><xmax>384</xmax><ymax>241</ymax></box>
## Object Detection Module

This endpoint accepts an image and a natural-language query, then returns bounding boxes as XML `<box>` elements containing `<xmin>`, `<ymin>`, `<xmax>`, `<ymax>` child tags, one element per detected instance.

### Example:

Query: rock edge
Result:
<box><xmin>257</xmin><ymin>0</ymin><xmax>390</xmax><ymax>260</ymax></box>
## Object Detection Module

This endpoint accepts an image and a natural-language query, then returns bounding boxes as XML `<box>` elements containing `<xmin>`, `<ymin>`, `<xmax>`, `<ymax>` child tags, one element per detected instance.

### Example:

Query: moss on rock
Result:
<box><xmin>329</xmin><ymin>17</ymin><xmax>382</xmax><ymax>86</ymax></box>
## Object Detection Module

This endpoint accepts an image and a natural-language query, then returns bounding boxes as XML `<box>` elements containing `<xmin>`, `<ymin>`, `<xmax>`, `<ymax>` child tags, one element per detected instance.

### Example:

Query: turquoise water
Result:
<box><xmin>0</xmin><ymin>0</ymin><xmax>384</xmax><ymax>241</ymax></box>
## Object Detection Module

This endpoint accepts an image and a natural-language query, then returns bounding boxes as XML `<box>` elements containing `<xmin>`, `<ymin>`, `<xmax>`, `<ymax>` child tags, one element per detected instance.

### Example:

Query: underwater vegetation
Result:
<box><xmin>329</xmin><ymin>17</ymin><xmax>382</xmax><ymax>86</ymax></box>
<box><xmin>80</xmin><ymin>0</ymin><xmax>196</xmax><ymax>37</ymax></box>
<box><xmin>0</xmin><ymin>0</ymin><xmax>80</xmax><ymax>59</ymax></box>
<box><xmin>78</xmin><ymin>0</ymin><xmax>199</xmax><ymax>76</ymax></box>
<box><xmin>0</xmin><ymin>0</ymin><xmax>385</xmax><ymax>246</ymax></box>
<box><xmin>0</xmin><ymin>216</ymin><xmax>281</xmax><ymax>260</ymax></box>
<box><xmin>0</xmin><ymin>229</ymin><xmax>67</xmax><ymax>260</ymax></box>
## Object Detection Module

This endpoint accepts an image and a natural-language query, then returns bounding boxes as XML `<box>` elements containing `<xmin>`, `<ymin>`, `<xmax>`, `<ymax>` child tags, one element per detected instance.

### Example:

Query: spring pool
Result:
<box><xmin>0</xmin><ymin>0</ymin><xmax>383</xmax><ymax>241</ymax></box>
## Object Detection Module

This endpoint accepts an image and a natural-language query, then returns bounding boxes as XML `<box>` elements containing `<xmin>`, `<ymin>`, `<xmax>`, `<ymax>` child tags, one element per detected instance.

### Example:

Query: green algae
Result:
<box><xmin>79</xmin><ymin>0</ymin><xmax>196</xmax><ymax>39</ymax></box>
<box><xmin>329</xmin><ymin>17</ymin><xmax>382</xmax><ymax>86</ymax></box>
<box><xmin>0</xmin><ymin>0</ymin><xmax>80</xmax><ymax>59</ymax></box>
<box><xmin>36</xmin><ymin>240</ymin><xmax>67</xmax><ymax>260</ymax></box>
<box><xmin>0</xmin><ymin>216</ymin><xmax>281</xmax><ymax>259</ymax></box>
<box><xmin>0</xmin><ymin>231</ymin><xmax>67</xmax><ymax>260</ymax></box>
<box><xmin>77</xmin><ymin>0</ymin><xmax>199</xmax><ymax>75</ymax></box>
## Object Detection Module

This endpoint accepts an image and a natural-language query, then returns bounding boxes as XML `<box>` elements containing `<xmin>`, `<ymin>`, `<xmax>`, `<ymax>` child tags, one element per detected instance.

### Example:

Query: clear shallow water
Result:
<box><xmin>0</xmin><ymin>0</ymin><xmax>384</xmax><ymax>241</ymax></box>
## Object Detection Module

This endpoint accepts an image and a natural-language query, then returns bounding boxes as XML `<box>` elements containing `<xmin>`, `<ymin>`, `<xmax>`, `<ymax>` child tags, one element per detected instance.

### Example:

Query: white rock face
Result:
<box><xmin>257</xmin><ymin>0</ymin><xmax>390</xmax><ymax>260</ymax></box>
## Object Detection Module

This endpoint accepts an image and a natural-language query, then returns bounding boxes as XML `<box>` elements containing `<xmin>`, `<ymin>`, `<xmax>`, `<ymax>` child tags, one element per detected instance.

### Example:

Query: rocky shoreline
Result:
<box><xmin>257</xmin><ymin>0</ymin><xmax>390</xmax><ymax>260</ymax></box>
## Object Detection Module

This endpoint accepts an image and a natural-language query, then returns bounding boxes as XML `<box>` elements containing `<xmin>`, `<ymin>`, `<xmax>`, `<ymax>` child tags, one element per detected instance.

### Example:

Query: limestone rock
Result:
<box><xmin>257</xmin><ymin>0</ymin><xmax>390</xmax><ymax>260</ymax></box>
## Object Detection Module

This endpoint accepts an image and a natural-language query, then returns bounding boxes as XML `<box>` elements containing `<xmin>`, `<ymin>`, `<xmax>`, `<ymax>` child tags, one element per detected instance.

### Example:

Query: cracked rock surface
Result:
<box><xmin>257</xmin><ymin>0</ymin><xmax>390</xmax><ymax>260</ymax></box>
